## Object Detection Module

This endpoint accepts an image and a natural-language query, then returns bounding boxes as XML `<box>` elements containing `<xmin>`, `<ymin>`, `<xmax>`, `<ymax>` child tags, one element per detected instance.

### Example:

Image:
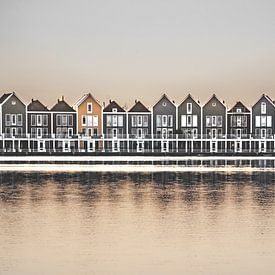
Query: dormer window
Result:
<box><xmin>236</xmin><ymin>108</ymin><xmax>242</xmax><ymax>113</ymax></box>
<box><xmin>112</xmin><ymin>108</ymin><xmax>117</xmax><ymax>113</ymax></box>
<box><xmin>87</xmin><ymin>103</ymin><xmax>93</xmax><ymax>113</ymax></box>
<box><xmin>187</xmin><ymin>103</ymin><xmax>192</xmax><ymax>114</ymax></box>
<box><xmin>261</xmin><ymin>102</ymin><xmax>266</xmax><ymax>114</ymax></box>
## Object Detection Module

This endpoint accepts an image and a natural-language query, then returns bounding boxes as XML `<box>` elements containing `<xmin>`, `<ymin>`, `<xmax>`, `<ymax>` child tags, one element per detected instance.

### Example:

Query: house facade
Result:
<box><xmin>75</xmin><ymin>93</ymin><xmax>102</xmax><ymax>137</ymax></box>
<box><xmin>251</xmin><ymin>94</ymin><xmax>275</xmax><ymax>139</ymax></box>
<box><xmin>50</xmin><ymin>97</ymin><xmax>77</xmax><ymax>138</ymax></box>
<box><xmin>103</xmin><ymin>100</ymin><xmax>127</xmax><ymax>152</ymax></box>
<box><xmin>152</xmin><ymin>94</ymin><xmax>176</xmax><ymax>152</ymax></box>
<box><xmin>202</xmin><ymin>94</ymin><xmax>226</xmax><ymax>138</ymax></box>
<box><xmin>28</xmin><ymin>99</ymin><xmax>51</xmax><ymax>138</ymax></box>
<box><xmin>128</xmin><ymin>100</ymin><xmax>152</xmax><ymax>152</ymax></box>
<box><xmin>0</xmin><ymin>92</ymin><xmax>27</xmax><ymax>137</ymax></box>
<box><xmin>227</xmin><ymin>101</ymin><xmax>250</xmax><ymax>138</ymax></box>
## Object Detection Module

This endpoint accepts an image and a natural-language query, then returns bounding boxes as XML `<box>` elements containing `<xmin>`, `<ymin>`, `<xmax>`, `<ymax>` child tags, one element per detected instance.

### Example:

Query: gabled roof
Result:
<box><xmin>28</xmin><ymin>99</ymin><xmax>49</xmax><ymax>111</ymax></box>
<box><xmin>178</xmin><ymin>93</ymin><xmax>201</xmax><ymax>108</ymax></box>
<box><xmin>51</xmin><ymin>97</ymin><xmax>75</xmax><ymax>112</ymax></box>
<box><xmin>103</xmin><ymin>100</ymin><xmax>125</xmax><ymax>112</ymax></box>
<box><xmin>0</xmin><ymin>93</ymin><xmax>12</xmax><ymax>104</ymax></box>
<box><xmin>74</xmin><ymin>93</ymin><xmax>101</xmax><ymax>107</ymax></box>
<box><xmin>153</xmin><ymin>93</ymin><xmax>175</xmax><ymax>108</ymax></box>
<box><xmin>203</xmin><ymin>94</ymin><xmax>226</xmax><ymax>107</ymax></box>
<box><xmin>252</xmin><ymin>94</ymin><xmax>275</xmax><ymax>108</ymax></box>
<box><xmin>228</xmin><ymin>101</ymin><xmax>250</xmax><ymax>113</ymax></box>
<box><xmin>128</xmin><ymin>100</ymin><xmax>150</xmax><ymax>112</ymax></box>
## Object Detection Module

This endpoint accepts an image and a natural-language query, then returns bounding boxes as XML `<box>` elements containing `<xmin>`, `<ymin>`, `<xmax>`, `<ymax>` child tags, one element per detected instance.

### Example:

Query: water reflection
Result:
<box><xmin>0</xmin><ymin>171</ymin><xmax>274</xmax><ymax>274</ymax></box>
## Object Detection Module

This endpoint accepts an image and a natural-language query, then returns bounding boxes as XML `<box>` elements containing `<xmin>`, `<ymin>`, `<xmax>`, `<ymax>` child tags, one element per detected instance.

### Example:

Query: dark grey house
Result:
<box><xmin>251</xmin><ymin>94</ymin><xmax>275</xmax><ymax>139</ymax></box>
<box><xmin>28</xmin><ymin>99</ymin><xmax>51</xmax><ymax>138</ymax></box>
<box><xmin>0</xmin><ymin>92</ymin><xmax>27</xmax><ymax>137</ymax></box>
<box><xmin>152</xmin><ymin>94</ymin><xmax>176</xmax><ymax>152</ymax></box>
<box><xmin>50</xmin><ymin>97</ymin><xmax>77</xmax><ymax>138</ymax></box>
<box><xmin>178</xmin><ymin>94</ymin><xmax>201</xmax><ymax>138</ymax></box>
<box><xmin>203</xmin><ymin>94</ymin><xmax>226</xmax><ymax>138</ymax></box>
<box><xmin>227</xmin><ymin>101</ymin><xmax>250</xmax><ymax>138</ymax></box>
<box><xmin>103</xmin><ymin>100</ymin><xmax>127</xmax><ymax>152</ymax></box>
<box><xmin>128</xmin><ymin>100</ymin><xmax>152</xmax><ymax>152</ymax></box>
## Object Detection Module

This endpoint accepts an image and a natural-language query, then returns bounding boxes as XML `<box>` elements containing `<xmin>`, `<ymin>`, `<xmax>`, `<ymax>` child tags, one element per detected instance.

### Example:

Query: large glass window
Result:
<box><xmin>107</xmin><ymin>115</ymin><xmax>112</xmax><ymax>126</ymax></box>
<box><xmin>31</xmin><ymin>114</ymin><xmax>36</xmax><ymax>126</ymax></box>
<box><xmin>43</xmin><ymin>115</ymin><xmax>48</xmax><ymax>126</ymax></box>
<box><xmin>68</xmin><ymin>115</ymin><xmax>73</xmax><ymax>126</ymax></box>
<box><xmin>118</xmin><ymin>115</ymin><xmax>123</xmax><ymax>127</ymax></box>
<box><xmin>143</xmin><ymin>115</ymin><xmax>148</xmax><ymax>127</ymax></box>
<box><xmin>206</xmin><ymin>116</ymin><xmax>211</xmax><ymax>127</ymax></box>
<box><xmin>187</xmin><ymin>103</ymin><xmax>192</xmax><ymax>114</ymax></box>
<box><xmin>168</xmin><ymin>115</ymin><xmax>173</xmax><ymax>127</ymax></box>
<box><xmin>261</xmin><ymin>102</ymin><xmax>266</xmax><ymax>114</ymax></box>
<box><xmin>156</xmin><ymin>115</ymin><xmax>161</xmax><ymax>127</ymax></box>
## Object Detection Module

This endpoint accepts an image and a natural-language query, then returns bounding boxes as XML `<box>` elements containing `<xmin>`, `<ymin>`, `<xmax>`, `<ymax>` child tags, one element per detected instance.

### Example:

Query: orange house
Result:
<box><xmin>75</xmin><ymin>93</ymin><xmax>102</xmax><ymax>137</ymax></box>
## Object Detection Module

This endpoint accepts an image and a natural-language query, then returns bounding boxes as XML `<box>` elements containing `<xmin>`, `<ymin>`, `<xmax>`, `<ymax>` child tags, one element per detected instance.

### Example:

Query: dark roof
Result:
<box><xmin>178</xmin><ymin>93</ymin><xmax>200</xmax><ymax>107</ymax></box>
<box><xmin>228</xmin><ymin>101</ymin><xmax>250</xmax><ymax>113</ymax></box>
<box><xmin>103</xmin><ymin>101</ymin><xmax>125</xmax><ymax>112</ymax></box>
<box><xmin>28</xmin><ymin>99</ymin><xmax>49</xmax><ymax>111</ymax></box>
<box><xmin>153</xmin><ymin>93</ymin><xmax>175</xmax><ymax>107</ymax></box>
<box><xmin>204</xmin><ymin>94</ymin><xmax>225</xmax><ymax>107</ymax></box>
<box><xmin>51</xmin><ymin>99</ymin><xmax>75</xmax><ymax>112</ymax></box>
<box><xmin>252</xmin><ymin>94</ymin><xmax>275</xmax><ymax>108</ymax></box>
<box><xmin>0</xmin><ymin>93</ymin><xmax>12</xmax><ymax>104</ymax></box>
<box><xmin>128</xmin><ymin>101</ymin><xmax>150</xmax><ymax>112</ymax></box>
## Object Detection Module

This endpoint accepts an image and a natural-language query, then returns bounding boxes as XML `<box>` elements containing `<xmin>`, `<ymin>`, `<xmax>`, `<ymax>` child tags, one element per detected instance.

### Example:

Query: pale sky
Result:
<box><xmin>0</xmin><ymin>0</ymin><xmax>274</xmax><ymax>109</ymax></box>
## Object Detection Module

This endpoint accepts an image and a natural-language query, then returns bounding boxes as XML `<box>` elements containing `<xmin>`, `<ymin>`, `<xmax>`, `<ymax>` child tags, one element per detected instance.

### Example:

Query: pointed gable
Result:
<box><xmin>75</xmin><ymin>93</ymin><xmax>100</xmax><ymax>107</ymax></box>
<box><xmin>51</xmin><ymin>97</ymin><xmax>75</xmax><ymax>112</ymax></box>
<box><xmin>103</xmin><ymin>100</ymin><xmax>125</xmax><ymax>112</ymax></box>
<box><xmin>28</xmin><ymin>99</ymin><xmax>49</xmax><ymax>111</ymax></box>
<box><xmin>178</xmin><ymin>93</ymin><xmax>200</xmax><ymax>108</ymax></box>
<box><xmin>252</xmin><ymin>94</ymin><xmax>274</xmax><ymax>109</ymax></box>
<box><xmin>228</xmin><ymin>101</ymin><xmax>250</xmax><ymax>113</ymax></box>
<box><xmin>153</xmin><ymin>93</ymin><xmax>175</xmax><ymax>109</ymax></box>
<box><xmin>128</xmin><ymin>101</ymin><xmax>150</xmax><ymax>112</ymax></box>
<box><xmin>203</xmin><ymin>94</ymin><xmax>225</xmax><ymax>108</ymax></box>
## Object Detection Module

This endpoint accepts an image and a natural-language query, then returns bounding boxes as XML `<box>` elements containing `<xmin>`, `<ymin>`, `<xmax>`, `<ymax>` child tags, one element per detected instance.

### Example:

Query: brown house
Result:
<box><xmin>75</xmin><ymin>93</ymin><xmax>102</xmax><ymax>137</ymax></box>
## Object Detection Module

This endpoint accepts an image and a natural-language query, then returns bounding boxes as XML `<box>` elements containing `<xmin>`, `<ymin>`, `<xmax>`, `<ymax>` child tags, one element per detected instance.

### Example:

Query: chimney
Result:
<box><xmin>31</xmin><ymin>98</ymin><xmax>34</xmax><ymax>102</ymax></box>
<box><xmin>109</xmin><ymin>99</ymin><xmax>112</xmax><ymax>103</ymax></box>
<box><xmin>135</xmin><ymin>99</ymin><xmax>137</xmax><ymax>104</ymax></box>
<box><xmin>61</xmin><ymin>95</ymin><xmax>64</xmax><ymax>101</ymax></box>
<box><xmin>198</xmin><ymin>100</ymin><xmax>200</xmax><ymax>104</ymax></box>
<box><xmin>223</xmin><ymin>100</ymin><xmax>225</xmax><ymax>104</ymax></box>
<box><xmin>103</xmin><ymin>102</ymin><xmax>105</xmax><ymax>108</ymax></box>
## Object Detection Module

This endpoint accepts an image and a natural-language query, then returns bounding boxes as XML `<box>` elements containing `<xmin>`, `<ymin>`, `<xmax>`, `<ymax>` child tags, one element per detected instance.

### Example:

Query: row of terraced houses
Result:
<box><xmin>0</xmin><ymin>92</ymin><xmax>274</xmax><ymax>153</ymax></box>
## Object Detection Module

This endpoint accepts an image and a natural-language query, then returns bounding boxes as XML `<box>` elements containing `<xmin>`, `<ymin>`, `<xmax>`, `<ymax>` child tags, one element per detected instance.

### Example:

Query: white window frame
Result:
<box><xmin>87</xmin><ymin>103</ymin><xmax>93</xmax><ymax>113</ymax></box>
<box><xmin>187</xmin><ymin>103</ymin><xmax>192</xmax><ymax>114</ymax></box>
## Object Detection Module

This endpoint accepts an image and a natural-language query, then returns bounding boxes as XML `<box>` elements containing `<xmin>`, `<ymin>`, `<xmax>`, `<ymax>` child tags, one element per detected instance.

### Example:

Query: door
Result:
<box><xmin>236</xmin><ymin>129</ymin><xmax>241</xmax><ymax>138</ymax></box>
<box><xmin>137</xmin><ymin>129</ymin><xmax>142</xmax><ymax>139</ymax></box>
<box><xmin>137</xmin><ymin>141</ymin><xmax>144</xmax><ymax>152</ymax></box>
<box><xmin>112</xmin><ymin>140</ymin><xmax>120</xmax><ymax>152</ymax></box>
<box><xmin>113</xmin><ymin>128</ymin><xmax>117</xmax><ymax>139</ymax></box>
<box><xmin>211</xmin><ymin>129</ymin><xmax>217</xmax><ymax>139</ymax></box>
<box><xmin>38</xmin><ymin>140</ymin><xmax>45</xmax><ymax>152</ymax></box>
<box><xmin>63</xmin><ymin>140</ymin><xmax>69</xmax><ymax>152</ymax></box>
<box><xmin>235</xmin><ymin>141</ymin><xmax>242</xmax><ymax>152</ymax></box>
<box><xmin>211</xmin><ymin>141</ymin><xmax>217</xmax><ymax>152</ymax></box>
<box><xmin>161</xmin><ymin>141</ymin><xmax>169</xmax><ymax>152</ymax></box>
<box><xmin>260</xmin><ymin>141</ymin><xmax>266</xmax><ymax>153</ymax></box>
<box><xmin>162</xmin><ymin>128</ymin><xmax>167</xmax><ymax>139</ymax></box>
<box><xmin>261</xmin><ymin>129</ymin><xmax>266</xmax><ymax>139</ymax></box>
<box><xmin>88</xmin><ymin>140</ymin><xmax>95</xmax><ymax>152</ymax></box>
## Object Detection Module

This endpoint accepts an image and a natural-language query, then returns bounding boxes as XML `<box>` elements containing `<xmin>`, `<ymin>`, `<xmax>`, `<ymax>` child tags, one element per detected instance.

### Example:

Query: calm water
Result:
<box><xmin>0</xmin><ymin>172</ymin><xmax>274</xmax><ymax>274</ymax></box>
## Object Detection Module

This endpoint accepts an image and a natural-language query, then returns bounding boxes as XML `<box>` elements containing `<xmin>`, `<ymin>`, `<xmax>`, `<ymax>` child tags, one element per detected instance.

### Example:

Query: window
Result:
<box><xmin>107</xmin><ymin>115</ymin><xmax>112</xmax><ymax>126</ymax></box>
<box><xmin>61</xmin><ymin>115</ymin><xmax>67</xmax><ymax>126</ymax></box>
<box><xmin>242</xmin><ymin>116</ymin><xmax>247</xmax><ymax>127</ymax></box>
<box><xmin>236</xmin><ymin>108</ymin><xmax>242</xmax><ymax>113</ymax></box>
<box><xmin>68</xmin><ymin>115</ymin><xmax>73</xmax><ymax>126</ymax></box>
<box><xmin>181</xmin><ymin>115</ymin><xmax>186</xmax><ymax>127</ymax></box>
<box><xmin>193</xmin><ymin>115</ymin><xmax>198</xmax><ymax>127</ymax></box>
<box><xmin>187</xmin><ymin>115</ymin><xmax>192</xmax><ymax>127</ymax></box>
<box><xmin>87</xmin><ymin>115</ymin><xmax>93</xmax><ymax>126</ymax></box>
<box><xmin>93</xmin><ymin>115</ymin><xmax>98</xmax><ymax>126</ymax></box>
<box><xmin>17</xmin><ymin>127</ymin><xmax>22</xmax><ymax>137</ymax></box>
<box><xmin>43</xmin><ymin>115</ymin><xmax>48</xmax><ymax>126</ymax></box>
<box><xmin>212</xmin><ymin>102</ymin><xmax>216</xmax><ymax>107</ymax></box>
<box><xmin>37</xmin><ymin>115</ymin><xmax>42</xmax><ymax>126</ymax></box>
<box><xmin>68</xmin><ymin>128</ymin><xmax>73</xmax><ymax>137</ymax></box>
<box><xmin>5</xmin><ymin>114</ymin><xmax>11</xmax><ymax>126</ymax></box>
<box><xmin>31</xmin><ymin>114</ymin><xmax>36</xmax><ymax>126</ymax></box>
<box><xmin>162</xmin><ymin>115</ymin><xmax>167</xmax><ymax>127</ymax></box>
<box><xmin>118</xmin><ymin>115</ymin><xmax>123</xmax><ymax>127</ymax></box>
<box><xmin>261</xmin><ymin>102</ymin><xmax>266</xmax><ymax>114</ymax></box>
<box><xmin>156</xmin><ymin>115</ymin><xmax>161</xmax><ymax>127</ymax></box>
<box><xmin>187</xmin><ymin>103</ymin><xmax>192</xmax><ymax>114</ymax></box>
<box><xmin>31</xmin><ymin>128</ymin><xmax>36</xmax><ymax>137</ymax></box>
<box><xmin>11</xmin><ymin>114</ymin><xmax>16</xmax><ymax>125</ymax></box>
<box><xmin>193</xmin><ymin>129</ymin><xmax>198</xmax><ymax>138</ymax></box>
<box><xmin>212</xmin><ymin>116</ymin><xmax>216</xmax><ymax>126</ymax></box>
<box><xmin>206</xmin><ymin>116</ymin><xmax>211</xmax><ymax>127</ymax></box>
<box><xmin>17</xmin><ymin>114</ymin><xmax>22</xmax><ymax>126</ymax></box>
<box><xmin>236</xmin><ymin>116</ymin><xmax>241</xmax><ymax>127</ymax></box>
<box><xmin>87</xmin><ymin>103</ymin><xmax>93</xmax><ymax>113</ymax></box>
<box><xmin>82</xmin><ymin>115</ymin><xmax>87</xmax><ymax>126</ymax></box>
<box><xmin>255</xmin><ymin>128</ymin><xmax>260</xmax><ymax>137</ymax></box>
<box><xmin>113</xmin><ymin>115</ymin><xmax>118</xmax><ymax>126</ymax></box>
<box><xmin>261</xmin><ymin>116</ymin><xmax>266</xmax><ymax>127</ymax></box>
<box><xmin>132</xmin><ymin>115</ymin><xmax>137</xmax><ymax>127</ymax></box>
<box><xmin>217</xmin><ymin>116</ymin><xmax>222</xmax><ymax>127</ymax></box>
<box><xmin>168</xmin><ymin>115</ymin><xmax>173</xmax><ymax>127</ymax></box>
<box><xmin>43</xmin><ymin>128</ymin><xmax>48</xmax><ymax>136</ymax></box>
<box><xmin>162</xmin><ymin>102</ymin><xmax>167</xmax><ymax>107</ymax></box>
<box><xmin>56</xmin><ymin>115</ymin><xmax>61</xmax><ymax>126</ymax></box>
<box><xmin>37</xmin><ymin>128</ymin><xmax>42</xmax><ymax>138</ymax></box>
<box><xmin>112</xmin><ymin>108</ymin><xmax>117</xmax><ymax>113</ymax></box>
<box><xmin>12</xmin><ymin>101</ymin><xmax>16</xmax><ymax>105</ymax></box>
<box><xmin>94</xmin><ymin>128</ymin><xmax>98</xmax><ymax>136</ymax></box>
<box><xmin>143</xmin><ymin>116</ymin><xmax>148</xmax><ymax>127</ymax></box>
<box><xmin>137</xmin><ymin>116</ymin><xmax>142</xmax><ymax>126</ymax></box>
<box><xmin>255</xmin><ymin>116</ymin><xmax>260</xmax><ymax>127</ymax></box>
<box><xmin>267</xmin><ymin>116</ymin><xmax>272</xmax><ymax>127</ymax></box>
